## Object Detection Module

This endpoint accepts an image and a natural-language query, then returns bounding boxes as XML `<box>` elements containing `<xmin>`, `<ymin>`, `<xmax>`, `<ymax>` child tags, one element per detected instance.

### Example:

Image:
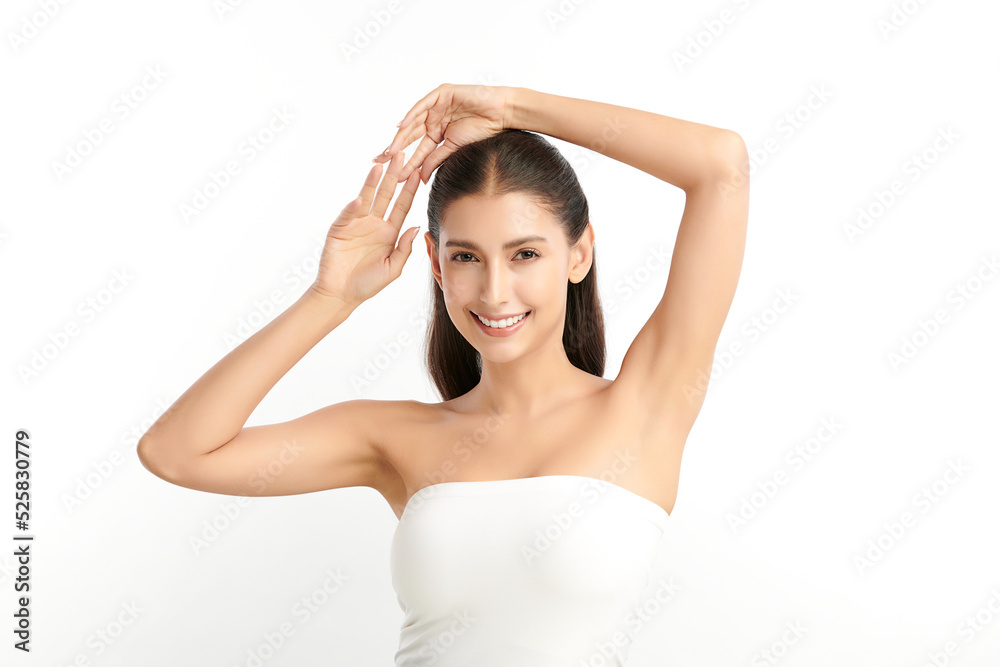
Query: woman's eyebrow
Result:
<box><xmin>444</xmin><ymin>235</ymin><xmax>548</xmax><ymax>251</ymax></box>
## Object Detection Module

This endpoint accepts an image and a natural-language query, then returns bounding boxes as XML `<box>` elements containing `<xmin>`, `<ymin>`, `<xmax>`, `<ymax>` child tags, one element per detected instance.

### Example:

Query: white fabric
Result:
<box><xmin>390</xmin><ymin>475</ymin><xmax>668</xmax><ymax>666</ymax></box>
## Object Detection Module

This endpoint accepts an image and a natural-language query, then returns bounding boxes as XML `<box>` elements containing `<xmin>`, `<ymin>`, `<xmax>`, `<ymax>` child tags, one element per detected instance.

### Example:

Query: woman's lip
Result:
<box><xmin>471</xmin><ymin>311</ymin><xmax>530</xmax><ymax>320</ymax></box>
<box><xmin>470</xmin><ymin>310</ymin><xmax>530</xmax><ymax>336</ymax></box>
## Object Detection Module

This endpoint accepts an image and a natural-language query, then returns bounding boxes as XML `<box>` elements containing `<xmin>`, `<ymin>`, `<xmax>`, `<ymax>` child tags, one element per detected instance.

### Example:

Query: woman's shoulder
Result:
<box><xmin>344</xmin><ymin>397</ymin><xmax>450</xmax><ymax>437</ymax></box>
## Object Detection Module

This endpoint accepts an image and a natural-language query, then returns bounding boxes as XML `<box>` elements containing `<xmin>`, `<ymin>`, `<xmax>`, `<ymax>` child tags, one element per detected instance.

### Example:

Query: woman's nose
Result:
<box><xmin>481</xmin><ymin>264</ymin><xmax>511</xmax><ymax>305</ymax></box>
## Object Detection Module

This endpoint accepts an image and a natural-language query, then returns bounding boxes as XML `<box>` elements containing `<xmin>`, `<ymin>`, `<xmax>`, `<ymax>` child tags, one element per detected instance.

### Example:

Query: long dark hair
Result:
<box><xmin>424</xmin><ymin>128</ymin><xmax>605</xmax><ymax>401</ymax></box>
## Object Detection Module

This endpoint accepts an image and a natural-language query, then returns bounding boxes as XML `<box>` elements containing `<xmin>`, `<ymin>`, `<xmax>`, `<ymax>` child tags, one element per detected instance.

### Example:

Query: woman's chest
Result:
<box><xmin>381</xmin><ymin>387</ymin><xmax>685</xmax><ymax>519</ymax></box>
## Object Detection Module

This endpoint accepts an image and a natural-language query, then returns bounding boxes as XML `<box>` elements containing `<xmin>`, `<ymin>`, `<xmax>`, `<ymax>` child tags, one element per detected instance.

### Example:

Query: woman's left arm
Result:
<box><xmin>509</xmin><ymin>87</ymin><xmax>746</xmax><ymax>192</ymax></box>
<box><xmin>511</xmin><ymin>87</ymin><xmax>750</xmax><ymax>425</ymax></box>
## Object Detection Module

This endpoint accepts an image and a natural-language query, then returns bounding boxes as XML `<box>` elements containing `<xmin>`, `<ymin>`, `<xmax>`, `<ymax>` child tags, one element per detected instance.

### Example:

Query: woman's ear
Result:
<box><xmin>568</xmin><ymin>223</ymin><xmax>596</xmax><ymax>284</ymax></box>
<box><xmin>425</xmin><ymin>232</ymin><xmax>443</xmax><ymax>289</ymax></box>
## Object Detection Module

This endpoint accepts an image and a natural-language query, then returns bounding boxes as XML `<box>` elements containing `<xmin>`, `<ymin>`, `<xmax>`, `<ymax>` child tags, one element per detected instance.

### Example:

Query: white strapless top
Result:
<box><xmin>390</xmin><ymin>475</ymin><xmax>668</xmax><ymax>666</ymax></box>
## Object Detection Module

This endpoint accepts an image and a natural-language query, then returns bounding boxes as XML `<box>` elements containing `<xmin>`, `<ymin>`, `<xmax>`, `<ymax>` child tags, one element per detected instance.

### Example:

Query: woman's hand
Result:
<box><xmin>373</xmin><ymin>83</ymin><xmax>517</xmax><ymax>184</ymax></box>
<box><xmin>310</xmin><ymin>151</ymin><xmax>422</xmax><ymax>309</ymax></box>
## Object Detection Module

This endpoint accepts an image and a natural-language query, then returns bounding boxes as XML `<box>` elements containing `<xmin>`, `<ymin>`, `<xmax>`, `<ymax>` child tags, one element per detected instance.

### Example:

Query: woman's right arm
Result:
<box><xmin>137</xmin><ymin>290</ymin><xmax>383</xmax><ymax>497</ymax></box>
<box><xmin>138</xmin><ymin>151</ymin><xmax>423</xmax><ymax>497</ymax></box>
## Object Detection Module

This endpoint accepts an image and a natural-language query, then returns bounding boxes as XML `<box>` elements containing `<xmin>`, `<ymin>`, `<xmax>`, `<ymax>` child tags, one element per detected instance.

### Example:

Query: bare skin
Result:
<box><xmin>371</xmin><ymin>373</ymin><xmax>688</xmax><ymax>522</ymax></box>
<box><xmin>137</xmin><ymin>84</ymin><xmax>748</xmax><ymax>528</ymax></box>
<box><xmin>372</xmin><ymin>186</ymin><xmax>687</xmax><ymax>521</ymax></box>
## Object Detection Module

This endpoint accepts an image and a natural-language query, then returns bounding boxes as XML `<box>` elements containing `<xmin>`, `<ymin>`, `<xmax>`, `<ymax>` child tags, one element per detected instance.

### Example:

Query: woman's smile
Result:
<box><xmin>470</xmin><ymin>309</ymin><xmax>531</xmax><ymax>336</ymax></box>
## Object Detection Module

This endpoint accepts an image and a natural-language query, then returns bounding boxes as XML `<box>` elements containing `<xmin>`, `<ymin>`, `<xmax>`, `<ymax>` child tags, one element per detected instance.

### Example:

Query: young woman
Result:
<box><xmin>138</xmin><ymin>84</ymin><xmax>749</xmax><ymax>666</ymax></box>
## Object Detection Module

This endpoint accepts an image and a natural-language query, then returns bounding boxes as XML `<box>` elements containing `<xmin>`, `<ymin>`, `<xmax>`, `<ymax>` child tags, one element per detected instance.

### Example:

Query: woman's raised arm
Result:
<box><xmin>508</xmin><ymin>87</ymin><xmax>749</xmax><ymax>425</ymax></box>
<box><xmin>138</xmin><ymin>153</ymin><xmax>423</xmax><ymax>496</ymax></box>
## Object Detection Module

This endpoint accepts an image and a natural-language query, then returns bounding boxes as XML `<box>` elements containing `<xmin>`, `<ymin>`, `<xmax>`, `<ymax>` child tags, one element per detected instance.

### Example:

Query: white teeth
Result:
<box><xmin>475</xmin><ymin>311</ymin><xmax>528</xmax><ymax>328</ymax></box>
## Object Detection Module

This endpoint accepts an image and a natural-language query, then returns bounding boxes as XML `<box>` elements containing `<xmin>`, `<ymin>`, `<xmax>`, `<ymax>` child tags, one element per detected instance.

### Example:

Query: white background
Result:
<box><xmin>3</xmin><ymin>0</ymin><xmax>999</xmax><ymax>665</ymax></box>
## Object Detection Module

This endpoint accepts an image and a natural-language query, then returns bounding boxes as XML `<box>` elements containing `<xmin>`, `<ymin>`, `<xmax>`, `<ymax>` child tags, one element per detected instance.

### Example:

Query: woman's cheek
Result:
<box><xmin>520</xmin><ymin>264</ymin><xmax>562</xmax><ymax>301</ymax></box>
<box><xmin>442</xmin><ymin>272</ymin><xmax>471</xmax><ymax>299</ymax></box>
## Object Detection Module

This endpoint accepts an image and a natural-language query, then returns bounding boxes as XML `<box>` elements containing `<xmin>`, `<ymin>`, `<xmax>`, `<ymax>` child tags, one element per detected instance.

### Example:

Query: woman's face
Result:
<box><xmin>426</xmin><ymin>192</ymin><xmax>591</xmax><ymax>362</ymax></box>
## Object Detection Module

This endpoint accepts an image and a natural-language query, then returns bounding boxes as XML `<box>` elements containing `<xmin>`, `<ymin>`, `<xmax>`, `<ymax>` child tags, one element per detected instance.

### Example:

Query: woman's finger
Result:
<box><xmin>373</xmin><ymin>120</ymin><xmax>415</xmax><ymax>163</ymax></box>
<box><xmin>387</xmin><ymin>168</ymin><xmax>422</xmax><ymax>231</ymax></box>
<box><xmin>396</xmin><ymin>85</ymin><xmax>445</xmax><ymax>136</ymax></box>
<box><xmin>370</xmin><ymin>151</ymin><xmax>405</xmax><ymax>219</ymax></box>
<box><xmin>374</xmin><ymin>119</ymin><xmax>428</xmax><ymax>164</ymax></box>
<box><xmin>376</xmin><ymin>84</ymin><xmax>452</xmax><ymax>161</ymax></box>
<box><xmin>418</xmin><ymin>139</ymin><xmax>460</xmax><ymax>184</ymax></box>
<box><xmin>357</xmin><ymin>162</ymin><xmax>383</xmax><ymax>214</ymax></box>
<box><xmin>372</xmin><ymin>89</ymin><xmax>442</xmax><ymax>164</ymax></box>
<box><xmin>397</xmin><ymin>134</ymin><xmax>441</xmax><ymax>183</ymax></box>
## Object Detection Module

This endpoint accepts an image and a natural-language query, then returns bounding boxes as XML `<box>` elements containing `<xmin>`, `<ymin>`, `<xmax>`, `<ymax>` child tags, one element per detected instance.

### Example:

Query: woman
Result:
<box><xmin>138</xmin><ymin>84</ymin><xmax>749</xmax><ymax>666</ymax></box>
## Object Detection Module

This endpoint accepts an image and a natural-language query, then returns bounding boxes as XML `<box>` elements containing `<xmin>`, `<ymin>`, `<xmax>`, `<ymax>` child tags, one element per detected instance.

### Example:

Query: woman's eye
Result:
<box><xmin>450</xmin><ymin>250</ymin><xmax>538</xmax><ymax>262</ymax></box>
